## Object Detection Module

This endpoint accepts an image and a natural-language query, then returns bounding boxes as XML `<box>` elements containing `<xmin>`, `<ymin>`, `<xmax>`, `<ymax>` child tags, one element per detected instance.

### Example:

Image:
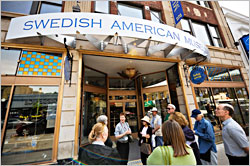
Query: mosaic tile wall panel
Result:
<box><xmin>17</xmin><ymin>51</ymin><xmax>62</xmax><ymax>76</ymax></box>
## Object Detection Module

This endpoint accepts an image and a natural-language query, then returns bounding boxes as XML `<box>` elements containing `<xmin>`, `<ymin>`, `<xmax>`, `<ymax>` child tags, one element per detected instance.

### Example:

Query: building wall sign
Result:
<box><xmin>240</xmin><ymin>34</ymin><xmax>249</xmax><ymax>57</ymax></box>
<box><xmin>190</xmin><ymin>67</ymin><xmax>206</xmax><ymax>84</ymax></box>
<box><xmin>170</xmin><ymin>1</ymin><xmax>184</xmax><ymax>25</ymax></box>
<box><xmin>6</xmin><ymin>12</ymin><xmax>209</xmax><ymax>56</ymax></box>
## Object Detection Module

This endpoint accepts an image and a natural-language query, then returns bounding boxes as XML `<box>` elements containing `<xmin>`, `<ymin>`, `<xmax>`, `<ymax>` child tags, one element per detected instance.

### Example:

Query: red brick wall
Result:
<box><xmin>181</xmin><ymin>1</ymin><xmax>218</xmax><ymax>25</ymax></box>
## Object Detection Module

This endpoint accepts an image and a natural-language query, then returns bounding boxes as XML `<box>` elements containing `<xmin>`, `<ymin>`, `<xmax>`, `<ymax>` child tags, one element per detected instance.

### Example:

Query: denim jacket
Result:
<box><xmin>194</xmin><ymin>118</ymin><xmax>217</xmax><ymax>154</ymax></box>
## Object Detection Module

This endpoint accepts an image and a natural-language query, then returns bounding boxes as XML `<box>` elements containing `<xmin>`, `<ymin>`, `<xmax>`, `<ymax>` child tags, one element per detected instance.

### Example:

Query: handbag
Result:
<box><xmin>140</xmin><ymin>142</ymin><xmax>151</xmax><ymax>155</ymax></box>
<box><xmin>160</xmin><ymin>146</ymin><xmax>172</xmax><ymax>165</ymax></box>
<box><xmin>128</xmin><ymin>134</ymin><xmax>134</xmax><ymax>143</ymax></box>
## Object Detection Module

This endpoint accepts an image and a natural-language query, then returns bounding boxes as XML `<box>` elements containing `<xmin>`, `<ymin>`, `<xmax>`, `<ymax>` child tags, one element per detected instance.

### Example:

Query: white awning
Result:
<box><xmin>6</xmin><ymin>12</ymin><xmax>210</xmax><ymax>61</ymax></box>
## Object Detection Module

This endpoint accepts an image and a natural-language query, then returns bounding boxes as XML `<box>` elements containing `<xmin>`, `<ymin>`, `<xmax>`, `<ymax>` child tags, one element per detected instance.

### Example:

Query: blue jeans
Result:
<box><xmin>155</xmin><ymin>136</ymin><xmax>163</xmax><ymax>147</ymax></box>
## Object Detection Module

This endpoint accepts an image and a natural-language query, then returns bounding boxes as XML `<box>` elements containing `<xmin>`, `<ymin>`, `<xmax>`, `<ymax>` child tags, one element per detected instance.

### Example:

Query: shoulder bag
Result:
<box><xmin>140</xmin><ymin>138</ymin><xmax>152</xmax><ymax>155</ymax></box>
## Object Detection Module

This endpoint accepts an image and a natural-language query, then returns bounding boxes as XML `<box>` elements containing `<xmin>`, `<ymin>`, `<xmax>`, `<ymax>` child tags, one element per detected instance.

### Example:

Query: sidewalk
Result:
<box><xmin>128</xmin><ymin>139</ymin><xmax>229</xmax><ymax>165</ymax></box>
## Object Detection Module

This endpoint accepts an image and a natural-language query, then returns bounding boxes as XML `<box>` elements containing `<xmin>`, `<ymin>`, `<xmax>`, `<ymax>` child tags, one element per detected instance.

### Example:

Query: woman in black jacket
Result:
<box><xmin>138</xmin><ymin>116</ymin><xmax>152</xmax><ymax>165</ymax></box>
<box><xmin>78</xmin><ymin>123</ymin><xmax>122</xmax><ymax>165</ymax></box>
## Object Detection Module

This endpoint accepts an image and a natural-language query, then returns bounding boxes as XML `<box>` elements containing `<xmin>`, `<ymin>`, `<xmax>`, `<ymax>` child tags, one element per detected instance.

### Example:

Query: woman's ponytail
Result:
<box><xmin>88</xmin><ymin>122</ymin><xmax>105</xmax><ymax>143</ymax></box>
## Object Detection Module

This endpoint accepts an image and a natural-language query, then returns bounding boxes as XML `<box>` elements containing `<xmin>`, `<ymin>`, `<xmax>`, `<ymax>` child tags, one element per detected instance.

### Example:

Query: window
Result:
<box><xmin>228</xmin><ymin>69</ymin><xmax>243</xmax><ymax>81</ymax></box>
<box><xmin>17</xmin><ymin>51</ymin><xmax>62</xmax><ymax>76</ymax></box>
<box><xmin>192</xmin><ymin>22</ymin><xmax>212</xmax><ymax>46</ymax></box>
<box><xmin>207</xmin><ymin>66</ymin><xmax>231</xmax><ymax>81</ymax></box>
<box><xmin>84</xmin><ymin>67</ymin><xmax>106</xmax><ymax>88</ymax></box>
<box><xmin>1</xmin><ymin>49</ymin><xmax>21</xmax><ymax>75</ymax></box>
<box><xmin>181</xmin><ymin>19</ymin><xmax>224</xmax><ymax>47</ymax></box>
<box><xmin>150</xmin><ymin>10</ymin><xmax>161</xmax><ymax>23</ymax></box>
<box><xmin>1</xmin><ymin>1</ymin><xmax>63</xmax><ymax>15</ymax></box>
<box><xmin>82</xmin><ymin>92</ymin><xmax>107</xmax><ymax>144</ymax></box>
<box><xmin>180</xmin><ymin>19</ymin><xmax>192</xmax><ymax>34</ymax></box>
<box><xmin>188</xmin><ymin>1</ymin><xmax>210</xmax><ymax>8</ymax></box>
<box><xmin>94</xmin><ymin>1</ymin><xmax>109</xmax><ymax>13</ymax></box>
<box><xmin>39</xmin><ymin>1</ymin><xmax>63</xmax><ymax>14</ymax></box>
<box><xmin>117</xmin><ymin>3</ymin><xmax>143</xmax><ymax>19</ymax></box>
<box><xmin>1</xmin><ymin>1</ymin><xmax>33</xmax><ymax>14</ymax></box>
<box><xmin>109</xmin><ymin>78</ymin><xmax>135</xmax><ymax>90</ymax></box>
<box><xmin>1</xmin><ymin>86</ymin><xmax>59</xmax><ymax>165</ymax></box>
<box><xmin>1</xmin><ymin>86</ymin><xmax>12</xmax><ymax>129</ymax></box>
<box><xmin>209</xmin><ymin>25</ymin><xmax>223</xmax><ymax>47</ymax></box>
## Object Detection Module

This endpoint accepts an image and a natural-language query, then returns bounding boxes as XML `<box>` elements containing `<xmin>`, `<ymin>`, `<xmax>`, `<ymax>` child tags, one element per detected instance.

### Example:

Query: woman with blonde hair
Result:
<box><xmin>169</xmin><ymin>112</ymin><xmax>202</xmax><ymax>165</ymax></box>
<box><xmin>78</xmin><ymin>123</ymin><xmax>122</xmax><ymax>165</ymax></box>
<box><xmin>147</xmin><ymin>120</ymin><xmax>196</xmax><ymax>165</ymax></box>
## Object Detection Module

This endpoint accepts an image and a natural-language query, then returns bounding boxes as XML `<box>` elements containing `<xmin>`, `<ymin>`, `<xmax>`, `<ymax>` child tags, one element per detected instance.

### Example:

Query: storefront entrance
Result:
<box><xmin>80</xmin><ymin>54</ymin><xmax>177</xmax><ymax>144</ymax></box>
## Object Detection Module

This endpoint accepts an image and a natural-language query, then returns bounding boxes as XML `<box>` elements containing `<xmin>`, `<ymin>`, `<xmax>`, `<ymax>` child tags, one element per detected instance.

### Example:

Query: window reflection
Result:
<box><xmin>212</xmin><ymin>88</ymin><xmax>243</xmax><ymax>125</ymax></box>
<box><xmin>40</xmin><ymin>3</ymin><xmax>62</xmax><ymax>14</ymax></box>
<box><xmin>150</xmin><ymin>10</ymin><xmax>161</xmax><ymax>23</ymax></box>
<box><xmin>194</xmin><ymin>88</ymin><xmax>221</xmax><ymax>131</ymax></box>
<box><xmin>1</xmin><ymin>1</ymin><xmax>32</xmax><ymax>14</ymax></box>
<box><xmin>118</xmin><ymin>3</ymin><xmax>143</xmax><ymax>19</ymax></box>
<box><xmin>109</xmin><ymin>78</ymin><xmax>135</xmax><ymax>90</ymax></box>
<box><xmin>207</xmin><ymin>66</ymin><xmax>231</xmax><ymax>81</ymax></box>
<box><xmin>235</xmin><ymin>88</ymin><xmax>249</xmax><ymax>125</ymax></box>
<box><xmin>1</xmin><ymin>86</ymin><xmax>58</xmax><ymax>165</ymax></box>
<box><xmin>1</xmin><ymin>49</ymin><xmax>21</xmax><ymax>75</ymax></box>
<box><xmin>1</xmin><ymin>86</ymin><xmax>12</xmax><ymax>129</ymax></box>
<box><xmin>84</xmin><ymin>67</ymin><xmax>106</xmax><ymax>88</ymax></box>
<box><xmin>142</xmin><ymin>72</ymin><xmax>167</xmax><ymax>88</ymax></box>
<box><xmin>95</xmin><ymin>1</ymin><xmax>109</xmax><ymax>13</ymax></box>
<box><xmin>228</xmin><ymin>69</ymin><xmax>243</xmax><ymax>81</ymax></box>
<box><xmin>82</xmin><ymin>92</ymin><xmax>106</xmax><ymax>144</ymax></box>
<box><xmin>192</xmin><ymin>22</ymin><xmax>211</xmax><ymax>46</ymax></box>
<box><xmin>125</xmin><ymin>102</ymin><xmax>138</xmax><ymax>133</ymax></box>
<box><xmin>142</xmin><ymin>72</ymin><xmax>170</xmax><ymax>121</ymax></box>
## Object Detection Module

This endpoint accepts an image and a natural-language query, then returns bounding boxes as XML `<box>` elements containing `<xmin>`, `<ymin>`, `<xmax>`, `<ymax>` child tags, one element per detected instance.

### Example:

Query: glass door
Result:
<box><xmin>81</xmin><ymin>66</ymin><xmax>107</xmax><ymax>144</ymax></box>
<box><xmin>109</xmin><ymin>78</ymin><xmax>139</xmax><ymax>136</ymax></box>
<box><xmin>110</xmin><ymin>102</ymin><xmax>123</xmax><ymax>135</ymax></box>
<box><xmin>141</xmin><ymin>71</ymin><xmax>171</xmax><ymax>121</ymax></box>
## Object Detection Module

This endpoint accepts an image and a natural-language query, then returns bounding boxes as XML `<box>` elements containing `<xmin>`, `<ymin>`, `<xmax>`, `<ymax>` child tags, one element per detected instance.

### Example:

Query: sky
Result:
<box><xmin>218</xmin><ymin>1</ymin><xmax>249</xmax><ymax>17</ymax></box>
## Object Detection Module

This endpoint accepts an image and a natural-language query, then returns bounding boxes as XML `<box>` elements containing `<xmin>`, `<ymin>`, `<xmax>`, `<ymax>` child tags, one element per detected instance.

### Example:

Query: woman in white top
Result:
<box><xmin>138</xmin><ymin>116</ymin><xmax>152</xmax><ymax>165</ymax></box>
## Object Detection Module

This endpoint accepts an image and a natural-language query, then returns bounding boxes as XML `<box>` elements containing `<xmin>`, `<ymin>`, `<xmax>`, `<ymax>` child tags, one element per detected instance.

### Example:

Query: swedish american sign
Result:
<box><xmin>6</xmin><ymin>12</ymin><xmax>209</xmax><ymax>57</ymax></box>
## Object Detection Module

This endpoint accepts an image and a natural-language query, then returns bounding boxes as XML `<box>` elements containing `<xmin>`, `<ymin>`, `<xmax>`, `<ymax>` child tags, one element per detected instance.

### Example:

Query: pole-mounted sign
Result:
<box><xmin>170</xmin><ymin>1</ymin><xmax>184</xmax><ymax>25</ymax></box>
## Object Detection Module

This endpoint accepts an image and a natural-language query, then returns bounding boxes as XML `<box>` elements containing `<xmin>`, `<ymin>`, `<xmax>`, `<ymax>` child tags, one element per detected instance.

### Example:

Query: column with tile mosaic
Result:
<box><xmin>17</xmin><ymin>51</ymin><xmax>62</xmax><ymax>76</ymax></box>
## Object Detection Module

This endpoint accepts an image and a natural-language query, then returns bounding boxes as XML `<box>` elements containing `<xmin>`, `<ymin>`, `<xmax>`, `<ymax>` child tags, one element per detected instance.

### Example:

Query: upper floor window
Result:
<box><xmin>117</xmin><ymin>3</ymin><xmax>143</xmax><ymax>19</ymax></box>
<box><xmin>181</xmin><ymin>19</ymin><xmax>192</xmax><ymax>34</ymax></box>
<box><xmin>189</xmin><ymin>1</ymin><xmax>210</xmax><ymax>8</ymax></box>
<box><xmin>94</xmin><ymin>1</ymin><xmax>109</xmax><ymax>13</ymax></box>
<box><xmin>150</xmin><ymin>10</ymin><xmax>162</xmax><ymax>23</ymax></box>
<box><xmin>1</xmin><ymin>1</ymin><xmax>63</xmax><ymax>15</ymax></box>
<box><xmin>192</xmin><ymin>22</ymin><xmax>212</xmax><ymax>46</ymax></box>
<box><xmin>181</xmin><ymin>18</ymin><xmax>224</xmax><ymax>48</ymax></box>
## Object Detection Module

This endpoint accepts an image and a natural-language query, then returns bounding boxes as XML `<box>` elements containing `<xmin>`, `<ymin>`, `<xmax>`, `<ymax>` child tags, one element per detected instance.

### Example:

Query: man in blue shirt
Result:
<box><xmin>215</xmin><ymin>104</ymin><xmax>249</xmax><ymax>165</ymax></box>
<box><xmin>191</xmin><ymin>109</ymin><xmax>217</xmax><ymax>165</ymax></box>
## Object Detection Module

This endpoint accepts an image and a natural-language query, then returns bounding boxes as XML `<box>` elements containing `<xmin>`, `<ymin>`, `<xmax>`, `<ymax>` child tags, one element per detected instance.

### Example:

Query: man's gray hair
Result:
<box><xmin>221</xmin><ymin>103</ymin><xmax>234</xmax><ymax>116</ymax></box>
<box><xmin>96</xmin><ymin>115</ymin><xmax>108</xmax><ymax>125</ymax></box>
<box><xmin>168</xmin><ymin>104</ymin><xmax>176</xmax><ymax>110</ymax></box>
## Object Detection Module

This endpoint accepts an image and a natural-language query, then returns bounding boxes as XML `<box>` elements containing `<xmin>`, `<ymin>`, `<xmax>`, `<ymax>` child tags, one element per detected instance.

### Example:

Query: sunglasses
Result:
<box><xmin>167</xmin><ymin>108</ymin><xmax>172</xmax><ymax>110</ymax></box>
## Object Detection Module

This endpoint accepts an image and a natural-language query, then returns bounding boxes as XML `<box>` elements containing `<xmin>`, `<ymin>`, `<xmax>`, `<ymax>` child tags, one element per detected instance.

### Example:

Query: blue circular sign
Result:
<box><xmin>190</xmin><ymin>67</ymin><xmax>206</xmax><ymax>84</ymax></box>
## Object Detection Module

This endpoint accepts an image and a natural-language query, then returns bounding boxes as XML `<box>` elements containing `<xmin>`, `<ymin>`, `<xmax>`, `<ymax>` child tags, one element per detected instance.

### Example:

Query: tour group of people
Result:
<box><xmin>78</xmin><ymin>103</ymin><xmax>249</xmax><ymax>165</ymax></box>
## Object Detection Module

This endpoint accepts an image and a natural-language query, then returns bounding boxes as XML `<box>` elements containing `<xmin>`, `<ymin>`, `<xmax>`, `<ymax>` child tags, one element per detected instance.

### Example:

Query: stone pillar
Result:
<box><xmin>57</xmin><ymin>50</ymin><xmax>80</xmax><ymax>160</ymax></box>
